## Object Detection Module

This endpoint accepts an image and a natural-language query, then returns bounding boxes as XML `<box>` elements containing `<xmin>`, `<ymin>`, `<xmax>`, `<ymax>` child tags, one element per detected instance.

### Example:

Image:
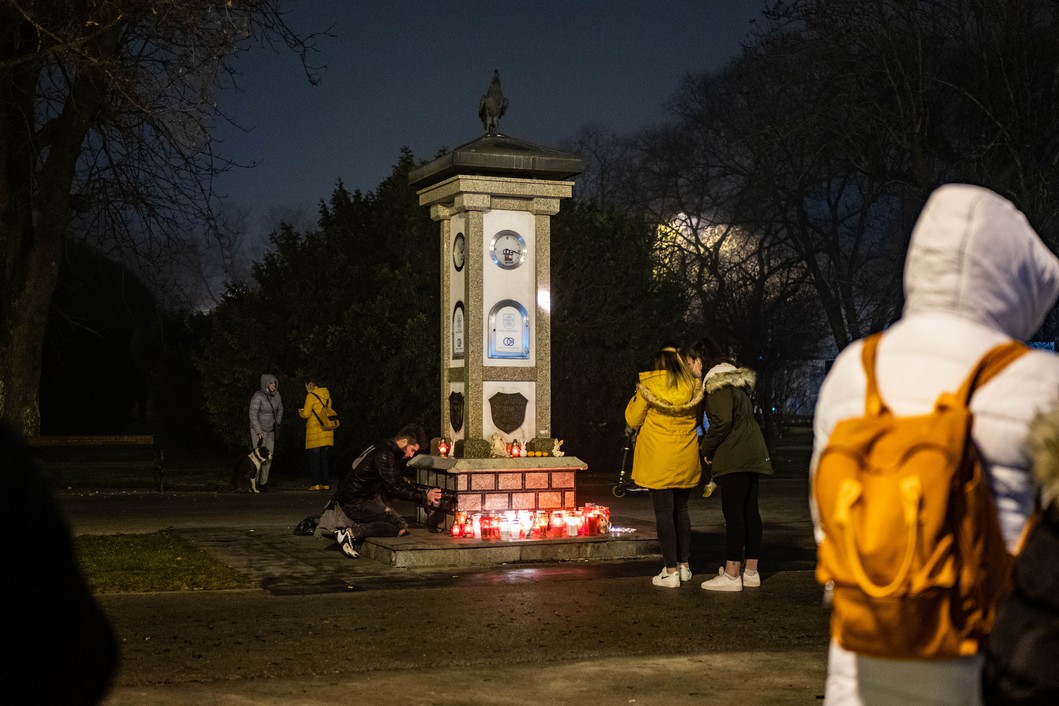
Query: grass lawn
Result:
<box><xmin>76</xmin><ymin>530</ymin><xmax>256</xmax><ymax>593</ymax></box>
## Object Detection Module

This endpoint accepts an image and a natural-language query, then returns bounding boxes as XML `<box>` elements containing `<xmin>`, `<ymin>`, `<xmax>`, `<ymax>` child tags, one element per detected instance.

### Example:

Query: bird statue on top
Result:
<box><xmin>478</xmin><ymin>69</ymin><xmax>508</xmax><ymax>136</ymax></box>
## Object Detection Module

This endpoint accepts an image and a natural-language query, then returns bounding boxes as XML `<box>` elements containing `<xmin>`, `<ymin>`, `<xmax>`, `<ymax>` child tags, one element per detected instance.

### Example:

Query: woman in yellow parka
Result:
<box><xmin>625</xmin><ymin>345</ymin><xmax>703</xmax><ymax>588</ymax></box>
<box><xmin>299</xmin><ymin>375</ymin><xmax>334</xmax><ymax>491</ymax></box>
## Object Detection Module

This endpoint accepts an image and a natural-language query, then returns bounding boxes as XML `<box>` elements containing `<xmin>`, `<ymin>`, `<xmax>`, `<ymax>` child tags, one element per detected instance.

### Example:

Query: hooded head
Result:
<box><xmin>903</xmin><ymin>184</ymin><xmax>1059</xmax><ymax>339</ymax></box>
<box><xmin>260</xmin><ymin>373</ymin><xmax>278</xmax><ymax>395</ymax></box>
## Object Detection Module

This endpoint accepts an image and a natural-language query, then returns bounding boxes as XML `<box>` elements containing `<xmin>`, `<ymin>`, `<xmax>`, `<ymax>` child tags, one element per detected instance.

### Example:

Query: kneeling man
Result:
<box><xmin>333</xmin><ymin>424</ymin><xmax>441</xmax><ymax>558</ymax></box>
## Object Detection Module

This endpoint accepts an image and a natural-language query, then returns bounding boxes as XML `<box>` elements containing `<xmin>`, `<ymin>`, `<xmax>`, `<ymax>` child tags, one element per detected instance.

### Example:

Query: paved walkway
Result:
<box><xmin>58</xmin><ymin>474</ymin><xmax>830</xmax><ymax>705</ymax></box>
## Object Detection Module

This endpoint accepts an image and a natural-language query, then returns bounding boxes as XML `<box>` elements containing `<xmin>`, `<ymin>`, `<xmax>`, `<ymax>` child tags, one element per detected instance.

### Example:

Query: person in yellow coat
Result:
<box><xmin>299</xmin><ymin>375</ymin><xmax>335</xmax><ymax>490</ymax></box>
<box><xmin>625</xmin><ymin>345</ymin><xmax>703</xmax><ymax>588</ymax></box>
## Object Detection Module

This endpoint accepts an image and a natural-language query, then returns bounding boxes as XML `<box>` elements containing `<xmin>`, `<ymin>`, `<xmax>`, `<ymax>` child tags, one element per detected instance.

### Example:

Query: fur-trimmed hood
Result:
<box><xmin>1030</xmin><ymin>408</ymin><xmax>1059</xmax><ymax>509</ymax></box>
<box><xmin>635</xmin><ymin>370</ymin><xmax>703</xmax><ymax>416</ymax></box>
<box><xmin>703</xmin><ymin>363</ymin><xmax>757</xmax><ymax>395</ymax></box>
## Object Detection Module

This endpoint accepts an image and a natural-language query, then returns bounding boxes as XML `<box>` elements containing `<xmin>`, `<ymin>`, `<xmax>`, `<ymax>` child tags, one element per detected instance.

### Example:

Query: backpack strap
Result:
<box><xmin>308</xmin><ymin>392</ymin><xmax>329</xmax><ymax>427</ymax></box>
<box><xmin>954</xmin><ymin>341</ymin><xmax>1029</xmax><ymax>406</ymax></box>
<box><xmin>310</xmin><ymin>391</ymin><xmax>330</xmax><ymax>408</ymax></box>
<box><xmin>860</xmin><ymin>333</ymin><xmax>887</xmax><ymax>416</ymax></box>
<box><xmin>862</xmin><ymin>334</ymin><xmax>1028</xmax><ymax>413</ymax></box>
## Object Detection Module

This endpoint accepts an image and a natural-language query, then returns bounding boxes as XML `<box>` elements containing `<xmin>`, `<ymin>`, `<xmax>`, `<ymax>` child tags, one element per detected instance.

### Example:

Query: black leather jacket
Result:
<box><xmin>335</xmin><ymin>438</ymin><xmax>425</xmax><ymax>508</ymax></box>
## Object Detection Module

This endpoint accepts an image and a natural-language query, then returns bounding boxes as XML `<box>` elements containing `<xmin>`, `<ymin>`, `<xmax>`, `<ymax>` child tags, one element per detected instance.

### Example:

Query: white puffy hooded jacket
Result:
<box><xmin>811</xmin><ymin>184</ymin><xmax>1059</xmax><ymax>704</ymax></box>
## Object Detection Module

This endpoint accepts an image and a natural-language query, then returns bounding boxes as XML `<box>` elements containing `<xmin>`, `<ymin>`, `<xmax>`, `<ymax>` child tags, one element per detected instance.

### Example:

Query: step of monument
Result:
<box><xmin>363</xmin><ymin>515</ymin><xmax>658</xmax><ymax>568</ymax></box>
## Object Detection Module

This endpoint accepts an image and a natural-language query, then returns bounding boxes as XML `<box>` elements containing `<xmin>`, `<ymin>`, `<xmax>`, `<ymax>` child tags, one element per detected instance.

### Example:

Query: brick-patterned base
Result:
<box><xmin>413</xmin><ymin>457</ymin><xmax>586</xmax><ymax>530</ymax></box>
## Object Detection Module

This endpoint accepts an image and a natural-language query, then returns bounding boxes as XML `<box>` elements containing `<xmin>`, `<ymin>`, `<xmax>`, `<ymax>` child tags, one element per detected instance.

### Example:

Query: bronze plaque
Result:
<box><xmin>489</xmin><ymin>392</ymin><xmax>528</xmax><ymax>433</ymax></box>
<box><xmin>448</xmin><ymin>391</ymin><xmax>465</xmax><ymax>433</ymax></box>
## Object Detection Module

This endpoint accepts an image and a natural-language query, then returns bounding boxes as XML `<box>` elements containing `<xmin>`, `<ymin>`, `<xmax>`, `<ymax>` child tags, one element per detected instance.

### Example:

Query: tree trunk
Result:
<box><xmin>0</xmin><ymin>141</ymin><xmax>87</xmax><ymax>435</ymax></box>
<box><xmin>0</xmin><ymin>279</ymin><xmax>56</xmax><ymax>435</ymax></box>
<box><xmin>0</xmin><ymin>15</ymin><xmax>121</xmax><ymax>435</ymax></box>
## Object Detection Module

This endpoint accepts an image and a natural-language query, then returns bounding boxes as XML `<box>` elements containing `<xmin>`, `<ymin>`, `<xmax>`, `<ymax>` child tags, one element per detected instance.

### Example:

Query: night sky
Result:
<box><xmin>213</xmin><ymin>1</ymin><xmax>767</xmax><ymax>240</ymax></box>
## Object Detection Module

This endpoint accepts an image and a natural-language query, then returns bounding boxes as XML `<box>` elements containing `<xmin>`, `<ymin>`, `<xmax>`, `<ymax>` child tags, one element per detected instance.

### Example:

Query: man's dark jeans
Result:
<box><xmin>341</xmin><ymin>496</ymin><xmax>408</xmax><ymax>541</ymax></box>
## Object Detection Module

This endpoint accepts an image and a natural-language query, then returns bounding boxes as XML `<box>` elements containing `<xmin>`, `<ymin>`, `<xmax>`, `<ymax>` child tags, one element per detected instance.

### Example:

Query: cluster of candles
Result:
<box><xmin>448</xmin><ymin>504</ymin><xmax>611</xmax><ymax>540</ymax></box>
<box><xmin>434</xmin><ymin>438</ymin><xmax>556</xmax><ymax>458</ymax></box>
<box><xmin>500</xmin><ymin>439</ymin><xmax>555</xmax><ymax>457</ymax></box>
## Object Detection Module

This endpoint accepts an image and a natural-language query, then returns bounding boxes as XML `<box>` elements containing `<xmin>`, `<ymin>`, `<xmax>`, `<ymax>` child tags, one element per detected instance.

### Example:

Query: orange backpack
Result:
<box><xmin>813</xmin><ymin>333</ymin><xmax>1027</xmax><ymax>658</ymax></box>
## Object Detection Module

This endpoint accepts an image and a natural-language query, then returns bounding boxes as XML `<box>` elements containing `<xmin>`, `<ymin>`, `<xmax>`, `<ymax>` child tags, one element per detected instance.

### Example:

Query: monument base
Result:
<box><xmin>408</xmin><ymin>454</ymin><xmax>587</xmax><ymax>530</ymax></box>
<box><xmin>362</xmin><ymin>517</ymin><xmax>658</xmax><ymax>568</ymax></box>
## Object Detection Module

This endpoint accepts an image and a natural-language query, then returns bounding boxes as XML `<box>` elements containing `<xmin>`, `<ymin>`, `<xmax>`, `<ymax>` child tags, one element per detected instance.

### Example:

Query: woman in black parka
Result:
<box><xmin>982</xmin><ymin>407</ymin><xmax>1059</xmax><ymax>705</ymax></box>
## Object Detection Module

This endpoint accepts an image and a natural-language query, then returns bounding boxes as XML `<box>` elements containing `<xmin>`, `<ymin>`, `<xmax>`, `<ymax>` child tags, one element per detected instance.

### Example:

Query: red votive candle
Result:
<box><xmin>585</xmin><ymin>511</ymin><xmax>599</xmax><ymax>536</ymax></box>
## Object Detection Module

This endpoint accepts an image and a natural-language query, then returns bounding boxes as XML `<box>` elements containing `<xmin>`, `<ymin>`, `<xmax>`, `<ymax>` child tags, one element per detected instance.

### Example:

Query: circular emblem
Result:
<box><xmin>452</xmin><ymin>232</ymin><xmax>466</xmax><ymax>272</ymax></box>
<box><xmin>489</xmin><ymin>230</ymin><xmax>526</xmax><ymax>270</ymax></box>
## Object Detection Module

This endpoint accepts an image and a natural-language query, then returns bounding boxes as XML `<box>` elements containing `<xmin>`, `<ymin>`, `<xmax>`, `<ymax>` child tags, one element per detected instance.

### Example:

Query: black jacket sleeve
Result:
<box><xmin>376</xmin><ymin>445</ymin><xmax>426</xmax><ymax>504</ymax></box>
<box><xmin>337</xmin><ymin>441</ymin><xmax>426</xmax><ymax>507</ymax></box>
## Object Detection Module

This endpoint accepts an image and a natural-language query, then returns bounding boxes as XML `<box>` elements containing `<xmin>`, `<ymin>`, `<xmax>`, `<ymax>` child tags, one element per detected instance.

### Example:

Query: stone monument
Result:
<box><xmin>407</xmin><ymin>72</ymin><xmax>587</xmax><ymax>526</ymax></box>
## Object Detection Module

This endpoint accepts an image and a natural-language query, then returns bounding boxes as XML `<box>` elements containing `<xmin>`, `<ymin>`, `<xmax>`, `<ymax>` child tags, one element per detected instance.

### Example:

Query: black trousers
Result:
<box><xmin>340</xmin><ymin>496</ymin><xmax>408</xmax><ymax>541</ymax></box>
<box><xmin>716</xmin><ymin>472</ymin><xmax>762</xmax><ymax>563</ymax></box>
<box><xmin>649</xmin><ymin>487</ymin><xmax>692</xmax><ymax>569</ymax></box>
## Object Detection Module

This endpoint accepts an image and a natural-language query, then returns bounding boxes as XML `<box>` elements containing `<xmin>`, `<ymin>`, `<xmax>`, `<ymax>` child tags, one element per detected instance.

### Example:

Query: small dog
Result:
<box><xmin>231</xmin><ymin>446</ymin><xmax>270</xmax><ymax>493</ymax></box>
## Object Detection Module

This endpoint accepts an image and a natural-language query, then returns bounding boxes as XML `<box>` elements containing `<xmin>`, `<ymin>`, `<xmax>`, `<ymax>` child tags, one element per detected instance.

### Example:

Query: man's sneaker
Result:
<box><xmin>651</xmin><ymin>568</ymin><xmax>680</xmax><ymax>588</ymax></box>
<box><xmin>742</xmin><ymin>569</ymin><xmax>761</xmax><ymax>588</ymax></box>
<box><xmin>678</xmin><ymin>565</ymin><xmax>693</xmax><ymax>582</ymax></box>
<box><xmin>701</xmin><ymin>567</ymin><xmax>742</xmax><ymax>592</ymax></box>
<box><xmin>702</xmin><ymin>481</ymin><xmax>717</xmax><ymax>498</ymax></box>
<box><xmin>335</xmin><ymin>529</ymin><xmax>359</xmax><ymax>559</ymax></box>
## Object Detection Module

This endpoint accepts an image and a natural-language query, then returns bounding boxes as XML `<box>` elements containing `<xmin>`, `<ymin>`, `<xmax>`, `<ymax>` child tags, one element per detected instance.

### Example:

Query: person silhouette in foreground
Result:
<box><xmin>0</xmin><ymin>422</ymin><xmax>117</xmax><ymax>704</ymax></box>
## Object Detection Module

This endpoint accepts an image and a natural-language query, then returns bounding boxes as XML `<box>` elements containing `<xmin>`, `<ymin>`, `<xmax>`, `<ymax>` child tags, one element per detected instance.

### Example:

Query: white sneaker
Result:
<box><xmin>335</xmin><ymin>528</ymin><xmax>360</xmax><ymax>559</ymax></box>
<box><xmin>702</xmin><ymin>481</ymin><xmax>717</xmax><ymax>498</ymax></box>
<box><xmin>652</xmin><ymin>568</ymin><xmax>680</xmax><ymax>588</ymax></box>
<box><xmin>678</xmin><ymin>565</ymin><xmax>692</xmax><ymax>582</ymax></box>
<box><xmin>742</xmin><ymin>569</ymin><xmax>761</xmax><ymax>588</ymax></box>
<box><xmin>701</xmin><ymin>567</ymin><xmax>742</xmax><ymax>592</ymax></box>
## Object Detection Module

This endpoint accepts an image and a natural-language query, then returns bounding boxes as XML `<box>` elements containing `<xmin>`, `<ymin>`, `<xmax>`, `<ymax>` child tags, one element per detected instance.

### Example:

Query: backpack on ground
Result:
<box><xmin>293</xmin><ymin>515</ymin><xmax>319</xmax><ymax>536</ymax></box>
<box><xmin>311</xmin><ymin>392</ymin><xmax>340</xmax><ymax>431</ymax></box>
<box><xmin>813</xmin><ymin>333</ymin><xmax>1028</xmax><ymax>659</ymax></box>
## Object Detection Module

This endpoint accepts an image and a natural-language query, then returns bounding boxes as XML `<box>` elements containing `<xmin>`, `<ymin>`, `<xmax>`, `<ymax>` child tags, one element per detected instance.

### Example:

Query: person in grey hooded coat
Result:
<box><xmin>249</xmin><ymin>373</ymin><xmax>283</xmax><ymax>487</ymax></box>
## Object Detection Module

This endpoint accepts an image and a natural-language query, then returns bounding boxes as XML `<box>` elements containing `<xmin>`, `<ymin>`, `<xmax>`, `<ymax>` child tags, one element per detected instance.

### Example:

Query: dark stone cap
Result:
<box><xmin>409</xmin><ymin>133</ymin><xmax>585</xmax><ymax>188</ymax></box>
